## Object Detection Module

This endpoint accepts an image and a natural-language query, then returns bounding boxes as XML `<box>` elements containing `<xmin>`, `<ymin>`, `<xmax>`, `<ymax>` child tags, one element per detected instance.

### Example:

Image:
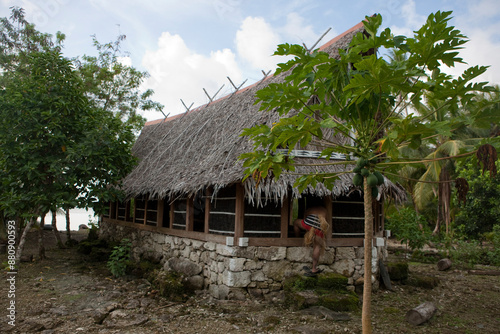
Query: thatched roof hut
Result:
<box><xmin>122</xmin><ymin>22</ymin><xmax>405</xmax><ymax>206</ymax></box>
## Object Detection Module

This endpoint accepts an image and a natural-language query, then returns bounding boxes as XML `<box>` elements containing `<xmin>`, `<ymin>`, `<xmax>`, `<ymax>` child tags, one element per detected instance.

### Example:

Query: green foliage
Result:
<box><xmin>486</xmin><ymin>225</ymin><xmax>500</xmax><ymax>266</ymax></box>
<box><xmin>107</xmin><ymin>238</ymin><xmax>132</xmax><ymax>277</ymax></box>
<box><xmin>454</xmin><ymin>159</ymin><xmax>500</xmax><ymax>238</ymax></box>
<box><xmin>239</xmin><ymin>11</ymin><xmax>498</xmax><ymax>196</ymax></box>
<box><xmin>75</xmin><ymin>34</ymin><xmax>163</xmax><ymax>133</ymax></box>
<box><xmin>446</xmin><ymin>239</ymin><xmax>486</xmax><ymax>269</ymax></box>
<box><xmin>385</xmin><ymin>207</ymin><xmax>431</xmax><ymax>251</ymax></box>
<box><xmin>0</xmin><ymin>7</ymin><xmax>163</xmax><ymax>221</ymax></box>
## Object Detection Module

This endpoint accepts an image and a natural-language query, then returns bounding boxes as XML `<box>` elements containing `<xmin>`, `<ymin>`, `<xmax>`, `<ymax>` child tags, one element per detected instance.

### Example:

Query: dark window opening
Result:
<box><xmin>146</xmin><ymin>199</ymin><xmax>158</xmax><ymax>226</ymax></box>
<box><xmin>172</xmin><ymin>198</ymin><xmax>187</xmax><ymax>230</ymax></box>
<box><xmin>332</xmin><ymin>192</ymin><xmax>364</xmax><ymax>238</ymax></box>
<box><xmin>209</xmin><ymin>185</ymin><xmax>236</xmax><ymax>236</ymax></box>
<box><xmin>135</xmin><ymin>197</ymin><xmax>146</xmax><ymax>224</ymax></box>
<box><xmin>244</xmin><ymin>197</ymin><xmax>281</xmax><ymax>238</ymax></box>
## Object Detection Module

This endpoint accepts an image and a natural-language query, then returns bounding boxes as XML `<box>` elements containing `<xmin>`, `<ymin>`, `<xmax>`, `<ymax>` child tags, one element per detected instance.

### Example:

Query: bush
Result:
<box><xmin>454</xmin><ymin>159</ymin><xmax>500</xmax><ymax>238</ymax></box>
<box><xmin>486</xmin><ymin>225</ymin><xmax>500</xmax><ymax>266</ymax></box>
<box><xmin>107</xmin><ymin>238</ymin><xmax>132</xmax><ymax>277</ymax></box>
<box><xmin>385</xmin><ymin>207</ymin><xmax>431</xmax><ymax>251</ymax></box>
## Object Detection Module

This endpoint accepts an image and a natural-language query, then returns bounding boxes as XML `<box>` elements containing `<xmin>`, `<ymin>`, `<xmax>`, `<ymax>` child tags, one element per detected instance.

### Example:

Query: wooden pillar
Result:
<box><xmin>186</xmin><ymin>197</ymin><xmax>194</xmax><ymax>231</ymax></box>
<box><xmin>324</xmin><ymin>195</ymin><xmax>333</xmax><ymax>241</ymax></box>
<box><xmin>132</xmin><ymin>199</ymin><xmax>136</xmax><ymax>224</ymax></box>
<box><xmin>169</xmin><ymin>202</ymin><xmax>174</xmax><ymax>229</ymax></box>
<box><xmin>205</xmin><ymin>188</ymin><xmax>212</xmax><ymax>234</ymax></box>
<box><xmin>280</xmin><ymin>196</ymin><xmax>289</xmax><ymax>239</ymax></box>
<box><xmin>143</xmin><ymin>196</ymin><xmax>148</xmax><ymax>225</ymax></box>
<box><xmin>234</xmin><ymin>183</ymin><xmax>245</xmax><ymax>241</ymax></box>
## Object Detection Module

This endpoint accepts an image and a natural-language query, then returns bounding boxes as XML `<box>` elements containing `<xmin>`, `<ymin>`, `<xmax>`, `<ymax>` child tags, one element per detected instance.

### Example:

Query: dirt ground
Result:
<box><xmin>1</xmin><ymin>230</ymin><xmax>499</xmax><ymax>334</ymax></box>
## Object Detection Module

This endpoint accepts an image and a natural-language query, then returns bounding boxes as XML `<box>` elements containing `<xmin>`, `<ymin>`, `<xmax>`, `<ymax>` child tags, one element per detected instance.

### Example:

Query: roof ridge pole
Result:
<box><xmin>203</xmin><ymin>88</ymin><xmax>213</xmax><ymax>103</ymax></box>
<box><xmin>260</xmin><ymin>70</ymin><xmax>272</xmax><ymax>83</ymax></box>
<box><xmin>180</xmin><ymin>99</ymin><xmax>194</xmax><ymax>112</ymax></box>
<box><xmin>203</xmin><ymin>84</ymin><xmax>226</xmax><ymax>104</ymax></box>
<box><xmin>211</xmin><ymin>84</ymin><xmax>225</xmax><ymax>101</ymax></box>
<box><xmin>305</xmin><ymin>27</ymin><xmax>332</xmax><ymax>53</ymax></box>
<box><xmin>227</xmin><ymin>76</ymin><xmax>248</xmax><ymax>92</ymax></box>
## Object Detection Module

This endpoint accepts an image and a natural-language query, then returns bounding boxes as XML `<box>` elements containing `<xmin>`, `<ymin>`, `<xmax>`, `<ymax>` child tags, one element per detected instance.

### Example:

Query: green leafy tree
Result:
<box><xmin>75</xmin><ymin>34</ymin><xmax>163</xmax><ymax>133</ymax></box>
<box><xmin>240</xmin><ymin>12</ymin><xmax>498</xmax><ymax>333</ymax></box>
<box><xmin>454</xmin><ymin>159</ymin><xmax>500</xmax><ymax>237</ymax></box>
<box><xmin>0</xmin><ymin>8</ymin><xmax>161</xmax><ymax>261</ymax></box>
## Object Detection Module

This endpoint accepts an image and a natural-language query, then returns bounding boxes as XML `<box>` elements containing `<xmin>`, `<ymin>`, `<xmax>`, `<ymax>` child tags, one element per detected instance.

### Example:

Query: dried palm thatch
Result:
<box><xmin>122</xmin><ymin>21</ymin><xmax>407</xmax><ymax>204</ymax></box>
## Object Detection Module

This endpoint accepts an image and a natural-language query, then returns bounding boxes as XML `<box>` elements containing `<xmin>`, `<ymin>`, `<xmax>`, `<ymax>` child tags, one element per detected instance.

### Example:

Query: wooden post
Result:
<box><xmin>186</xmin><ymin>197</ymin><xmax>194</xmax><ymax>231</ymax></box>
<box><xmin>143</xmin><ymin>196</ymin><xmax>148</xmax><ymax>225</ymax></box>
<box><xmin>132</xmin><ymin>199</ymin><xmax>136</xmax><ymax>224</ymax></box>
<box><xmin>205</xmin><ymin>188</ymin><xmax>212</xmax><ymax>234</ymax></box>
<box><xmin>324</xmin><ymin>196</ymin><xmax>333</xmax><ymax>242</ymax></box>
<box><xmin>234</xmin><ymin>183</ymin><xmax>245</xmax><ymax>242</ymax></box>
<box><xmin>280</xmin><ymin>196</ymin><xmax>289</xmax><ymax>239</ymax></box>
<box><xmin>169</xmin><ymin>202</ymin><xmax>174</xmax><ymax>229</ymax></box>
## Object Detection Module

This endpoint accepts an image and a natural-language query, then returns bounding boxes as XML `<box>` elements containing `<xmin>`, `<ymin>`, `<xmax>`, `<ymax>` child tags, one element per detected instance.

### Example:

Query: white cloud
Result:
<box><xmin>141</xmin><ymin>31</ymin><xmax>242</xmax><ymax>120</ymax></box>
<box><xmin>281</xmin><ymin>12</ymin><xmax>318</xmax><ymax>47</ymax></box>
<box><xmin>141</xmin><ymin>12</ymin><xmax>345</xmax><ymax>121</ymax></box>
<box><xmin>450</xmin><ymin>1</ymin><xmax>500</xmax><ymax>86</ymax></box>
<box><xmin>389</xmin><ymin>0</ymin><xmax>426</xmax><ymax>37</ymax></box>
<box><xmin>235</xmin><ymin>16</ymin><xmax>281</xmax><ymax>71</ymax></box>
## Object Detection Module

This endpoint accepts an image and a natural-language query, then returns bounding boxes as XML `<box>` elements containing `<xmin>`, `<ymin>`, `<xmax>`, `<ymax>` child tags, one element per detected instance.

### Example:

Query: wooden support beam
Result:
<box><xmin>186</xmin><ymin>197</ymin><xmax>194</xmax><ymax>231</ymax></box>
<box><xmin>234</xmin><ymin>183</ymin><xmax>245</xmax><ymax>241</ymax></box>
<box><xmin>205</xmin><ymin>188</ymin><xmax>212</xmax><ymax>234</ymax></box>
<box><xmin>132</xmin><ymin>199</ymin><xmax>136</xmax><ymax>224</ymax></box>
<box><xmin>143</xmin><ymin>196</ymin><xmax>148</xmax><ymax>225</ymax></box>
<box><xmin>169</xmin><ymin>202</ymin><xmax>174</xmax><ymax>229</ymax></box>
<box><xmin>280</xmin><ymin>196</ymin><xmax>290</xmax><ymax>239</ymax></box>
<box><xmin>324</xmin><ymin>196</ymin><xmax>333</xmax><ymax>241</ymax></box>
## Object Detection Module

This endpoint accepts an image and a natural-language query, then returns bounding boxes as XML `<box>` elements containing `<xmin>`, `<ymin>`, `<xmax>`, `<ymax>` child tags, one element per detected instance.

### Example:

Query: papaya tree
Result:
<box><xmin>240</xmin><ymin>12</ymin><xmax>499</xmax><ymax>333</ymax></box>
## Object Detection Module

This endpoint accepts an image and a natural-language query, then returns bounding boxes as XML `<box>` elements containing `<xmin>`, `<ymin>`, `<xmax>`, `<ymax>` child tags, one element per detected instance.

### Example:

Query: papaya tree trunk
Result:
<box><xmin>65</xmin><ymin>208</ymin><xmax>71</xmax><ymax>242</ymax></box>
<box><xmin>51</xmin><ymin>211</ymin><xmax>64</xmax><ymax>248</ymax></box>
<box><xmin>15</xmin><ymin>217</ymin><xmax>36</xmax><ymax>263</ymax></box>
<box><xmin>38</xmin><ymin>214</ymin><xmax>46</xmax><ymax>260</ymax></box>
<box><xmin>362</xmin><ymin>178</ymin><xmax>374</xmax><ymax>334</ymax></box>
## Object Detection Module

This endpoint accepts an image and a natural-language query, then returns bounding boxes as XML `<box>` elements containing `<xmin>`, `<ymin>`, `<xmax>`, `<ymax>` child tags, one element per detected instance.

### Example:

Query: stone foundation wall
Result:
<box><xmin>99</xmin><ymin>221</ymin><xmax>387</xmax><ymax>300</ymax></box>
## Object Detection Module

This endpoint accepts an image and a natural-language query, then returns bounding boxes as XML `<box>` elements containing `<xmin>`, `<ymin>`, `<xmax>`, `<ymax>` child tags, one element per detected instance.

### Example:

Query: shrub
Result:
<box><xmin>454</xmin><ymin>159</ymin><xmax>500</xmax><ymax>238</ymax></box>
<box><xmin>107</xmin><ymin>238</ymin><xmax>132</xmax><ymax>277</ymax></box>
<box><xmin>385</xmin><ymin>207</ymin><xmax>431</xmax><ymax>251</ymax></box>
<box><xmin>486</xmin><ymin>225</ymin><xmax>500</xmax><ymax>266</ymax></box>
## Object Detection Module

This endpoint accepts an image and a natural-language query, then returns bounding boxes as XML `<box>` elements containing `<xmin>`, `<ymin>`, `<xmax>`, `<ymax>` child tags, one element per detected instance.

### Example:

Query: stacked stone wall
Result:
<box><xmin>99</xmin><ymin>221</ymin><xmax>387</xmax><ymax>300</ymax></box>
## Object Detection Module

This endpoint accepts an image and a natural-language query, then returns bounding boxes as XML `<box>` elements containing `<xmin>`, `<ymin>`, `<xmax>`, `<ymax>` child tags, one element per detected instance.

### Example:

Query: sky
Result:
<box><xmin>1</xmin><ymin>0</ymin><xmax>500</xmax><ymax>122</ymax></box>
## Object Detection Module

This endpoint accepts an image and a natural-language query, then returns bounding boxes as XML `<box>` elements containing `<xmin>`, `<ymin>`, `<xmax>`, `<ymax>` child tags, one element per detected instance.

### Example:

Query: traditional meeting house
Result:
<box><xmin>99</xmin><ymin>20</ymin><xmax>405</xmax><ymax>300</ymax></box>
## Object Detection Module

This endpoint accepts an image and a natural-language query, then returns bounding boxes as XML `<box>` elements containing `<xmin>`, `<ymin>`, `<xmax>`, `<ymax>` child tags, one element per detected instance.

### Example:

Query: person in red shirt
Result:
<box><xmin>293</xmin><ymin>206</ymin><xmax>330</xmax><ymax>276</ymax></box>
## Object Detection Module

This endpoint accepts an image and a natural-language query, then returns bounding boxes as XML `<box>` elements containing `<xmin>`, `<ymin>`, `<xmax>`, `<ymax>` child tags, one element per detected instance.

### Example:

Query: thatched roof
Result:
<box><xmin>123</xmin><ymin>21</ymin><xmax>407</xmax><ymax>204</ymax></box>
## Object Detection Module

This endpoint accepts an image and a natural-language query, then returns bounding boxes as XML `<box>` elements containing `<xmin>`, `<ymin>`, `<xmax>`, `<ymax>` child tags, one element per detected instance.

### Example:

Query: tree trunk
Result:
<box><xmin>439</xmin><ymin>168</ymin><xmax>451</xmax><ymax>235</ymax></box>
<box><xmin>38</xmin><ymin>214</ymin><xmax>46</xmax><ymax>260</ymax></box>
<box><xmin>15</xmin><ymin>217</ymin><xmax>36</xmax><ymax>263</ymax></box>
<box><xmin>406</xmin><ymin>302</ymin><xmax>437</xmax><ymax>325</ymax></box>
<box><xmin>65</xmin><ymin>208</ymin><xmax>71</xmax><ymax>242</ymax></box>
<box><xmin>362</xmin><ymin>179</ymin><xmax>373</xmax><ymax>334</ymax></box>
<box><xmin>51</xmin><ymin>211</ymin><xmax>64</xmax><ymax>248</ymax></box>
